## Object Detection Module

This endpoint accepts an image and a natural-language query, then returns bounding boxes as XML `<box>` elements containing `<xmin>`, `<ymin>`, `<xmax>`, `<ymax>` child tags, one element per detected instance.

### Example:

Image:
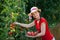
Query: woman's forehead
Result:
<box><xmin>31</xmin><ymin>11</ymin><xmax>37</xmax><ymax>14</ymax></box>
<box><xmin>31</xmin><ymin>11</ymin><xmax>39</xmax><ymax>14</ymax></box>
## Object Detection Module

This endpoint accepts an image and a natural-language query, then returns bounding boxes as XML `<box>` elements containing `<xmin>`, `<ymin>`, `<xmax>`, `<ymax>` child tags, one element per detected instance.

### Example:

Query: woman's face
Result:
<box><xmin>32</xmin><ymin>11</ymin><xmax>40</xmax><ymax>19</ymax></box>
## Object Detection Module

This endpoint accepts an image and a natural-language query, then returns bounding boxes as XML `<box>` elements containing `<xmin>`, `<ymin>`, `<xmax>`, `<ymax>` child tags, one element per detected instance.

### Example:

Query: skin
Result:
<box><xmin>31</xmin><ymin>11</ymin><xmax>40</xmax><ymax>20</ymax></box>
<box><xmin>26</xmin><ymin>11</ymin><xmax>46</xmax><ymax>38</ymax></box>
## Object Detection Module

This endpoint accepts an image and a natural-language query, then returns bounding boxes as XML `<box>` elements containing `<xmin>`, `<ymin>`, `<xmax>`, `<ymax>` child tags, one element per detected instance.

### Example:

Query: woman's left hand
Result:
<box><xmin>26</xmin><ymin>34</ymin><xmax>38</xmax><ymax>38</ymax></box>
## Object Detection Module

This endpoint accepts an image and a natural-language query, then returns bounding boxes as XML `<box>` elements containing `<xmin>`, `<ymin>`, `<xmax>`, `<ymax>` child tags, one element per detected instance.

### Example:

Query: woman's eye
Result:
<box><xmin>35</xmin><ymin>12</ymin><xmax>38</xmax><ymax>13</ymax></box>
<box><xmin>35</xmin><ymin>12</ymin><xmax>36</xmax><ymax>13</ymax></box>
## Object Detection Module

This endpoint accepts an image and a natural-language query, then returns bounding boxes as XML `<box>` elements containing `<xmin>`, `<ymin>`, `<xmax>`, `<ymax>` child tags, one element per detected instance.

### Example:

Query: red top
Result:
<box><xmin>34</xmin><ymin>17</ymin><xmax>53</xmax><ymax>40</ymax></box>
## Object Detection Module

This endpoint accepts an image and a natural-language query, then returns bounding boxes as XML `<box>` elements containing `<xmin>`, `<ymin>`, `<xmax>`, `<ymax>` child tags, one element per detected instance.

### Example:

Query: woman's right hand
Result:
<box><xmin>13</xmin><ymin>22</ymin><xmax>18</xmax><ymax>25</ymax></box>
<box><xmin>28</xmin><ymin>13</ymin><xmax>32</xmax><ymax>16</ymax></box>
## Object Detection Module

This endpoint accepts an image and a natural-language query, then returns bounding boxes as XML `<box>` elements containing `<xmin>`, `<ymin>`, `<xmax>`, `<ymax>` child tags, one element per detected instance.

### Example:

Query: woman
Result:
<box><xmin>13</xmin><ymin>7</ymin><xmax>55</xmax><ymax>40</ymax></box>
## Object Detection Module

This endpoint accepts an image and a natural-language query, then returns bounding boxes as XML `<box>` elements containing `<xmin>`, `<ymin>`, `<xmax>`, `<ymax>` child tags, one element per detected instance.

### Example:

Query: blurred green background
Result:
<box><xmin>0</xmin><ymin>0</ymin><xmax>60</xmax><ymax>40</ymax></box>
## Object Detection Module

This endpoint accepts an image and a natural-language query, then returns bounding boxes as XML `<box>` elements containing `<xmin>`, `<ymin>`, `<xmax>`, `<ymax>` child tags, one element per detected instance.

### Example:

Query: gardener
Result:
<box><xmin>13</xmin><ymin>7</ymin><xmax>55</xmax><ymax>40</ymax></box>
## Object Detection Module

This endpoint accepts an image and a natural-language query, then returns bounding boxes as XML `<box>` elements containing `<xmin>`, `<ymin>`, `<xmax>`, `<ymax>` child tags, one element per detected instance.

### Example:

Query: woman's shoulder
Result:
<box><xmin>41</xmin><ymin>17</ymin><xmax>46</xmax><ymax>20</ymax></box>
<box><xmin>40</xmin><ymin>17</ymin><xmax>47</xmax><ymax>22</ymax></box>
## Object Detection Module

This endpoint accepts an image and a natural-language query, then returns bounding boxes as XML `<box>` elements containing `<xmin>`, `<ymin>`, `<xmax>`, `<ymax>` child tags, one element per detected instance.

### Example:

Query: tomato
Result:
<box><xmin>27</xmin><ymin>31</ymin><xmax>38</xmax><ymax>36</ymax></box>
<box><xmin>10</xmin><ymin>23</ymin><xmax>15</xmax><ymax>27</ymax></box>
<box><xmin>10</xmin><ymin>27</ymin><xmax>14</xmax><ymax>30</ymax></box>
<box><xmin>8</xmin><ymin>32</ymin><xmax>13</xmax><ymax>35</ymax></box>
<box><xmin>35</xmin><ymin>31</ymin><xmax>38</xmax><ymax>34</ymax></box>
<box><xmin>27</xmin><ymin>32</ymin><xmax>31</xmax><ymax>36</ymax></box>
<box><xmin>31</xmin><ymin>32</ymin><xmax>35</xmax><ymax>36</ymax></box>
<box><xmin>11</xmin><ymin>29</ymin><xmax>15</xmax><ymax>32</ymax></box>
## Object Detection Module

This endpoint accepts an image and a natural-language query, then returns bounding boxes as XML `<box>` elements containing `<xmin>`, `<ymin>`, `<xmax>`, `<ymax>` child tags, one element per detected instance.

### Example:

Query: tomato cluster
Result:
<box><xmin>10</xmin><ymin>23</ymin><xmax>15</xmax><ymax>30</ymax></box>
<box><xmin>27</xmin><ymin>31</ymin><xmax>38</xmax><ymax>36</ymax></box>
<box><xmin>8</xmin><ymin>23</ymin><xmax>15</xmax><ymax>36</ymax></box>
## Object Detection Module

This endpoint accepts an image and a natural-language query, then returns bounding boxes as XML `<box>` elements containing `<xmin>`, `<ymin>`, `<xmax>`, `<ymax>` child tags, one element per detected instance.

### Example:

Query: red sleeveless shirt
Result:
<box><xmin>34</xmin><ymin>17</ymin><xmax>53</xmax><ymax>40</ymax></box>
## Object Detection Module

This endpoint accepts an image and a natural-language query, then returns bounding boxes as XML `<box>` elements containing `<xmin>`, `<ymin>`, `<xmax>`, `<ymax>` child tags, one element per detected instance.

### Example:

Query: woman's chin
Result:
<box><xmin>34</xmin><ymin>17</ymin><xmax>38</xmax><ymax>19</ymax></box>
<box><xmin>36</xmin><ymin>18</ymin><xmax>39</xmax><ymax>20</ymax></box>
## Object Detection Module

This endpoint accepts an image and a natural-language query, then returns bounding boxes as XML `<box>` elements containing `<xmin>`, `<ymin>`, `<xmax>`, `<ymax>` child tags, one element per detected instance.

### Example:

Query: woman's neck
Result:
<box><xmin>36</xmin><ymin>17</ymin><xmax>40</xmax><ymax>21</ymax></box>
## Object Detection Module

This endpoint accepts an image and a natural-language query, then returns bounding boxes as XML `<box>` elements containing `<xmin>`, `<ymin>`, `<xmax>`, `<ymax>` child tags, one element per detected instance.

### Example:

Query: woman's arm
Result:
<box><xmin>13</xmin><ymin>21</ymin><xmax>35</xmax><ymax>28</ymax></box>
<box><xmin>26</xmin><ymin>22</ymin><xmax>46</xmax><ymax>38</ymax></box>
<box><xmin>36</xmin><ymin>22</ymin><xmax>46</xmax><ymax>37</ymax></box>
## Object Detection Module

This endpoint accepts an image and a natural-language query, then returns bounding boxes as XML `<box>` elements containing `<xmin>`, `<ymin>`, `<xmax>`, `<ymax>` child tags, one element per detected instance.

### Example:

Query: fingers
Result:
<box><xmin>25</xmin><ymin>34</ymin><xmax>35</xmax><ymax>38</ymax></box>
<box><xmin>28</xmin><ymin>13</ymin><xmax>32</xmax><ymax>16</ymax></box>
<box><xmin>13</xmin><ymin>22</ymin><xmax>18</xmax><ymax>24</ymax></box>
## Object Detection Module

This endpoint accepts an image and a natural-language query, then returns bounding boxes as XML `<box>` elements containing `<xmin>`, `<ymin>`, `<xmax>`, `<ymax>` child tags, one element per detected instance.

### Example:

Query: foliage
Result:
<box><xmin>0</xmin><ymin>0</ymin><xmax>60</xmax><ymax>40</ymax></box>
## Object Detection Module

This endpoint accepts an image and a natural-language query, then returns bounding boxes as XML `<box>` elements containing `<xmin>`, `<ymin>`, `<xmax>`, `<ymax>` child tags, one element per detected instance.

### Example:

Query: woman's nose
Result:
<box><xmin>35</xmin><ymin>14</ymin><xmax>37</xmax><ymax>16</ymax></box>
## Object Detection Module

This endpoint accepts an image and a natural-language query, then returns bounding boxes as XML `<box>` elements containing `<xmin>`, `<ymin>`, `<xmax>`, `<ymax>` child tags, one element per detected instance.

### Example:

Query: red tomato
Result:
<box><xmin>34</xmin><ymin>32</ymin><xmax>38</xmax><ymax>35</ymax></box>
<box><xmin>27</xmin><ymin>31</ymin><xmax>38</xmax><ymax>36</ymax></box>
<box><xmin>31</xmin><ymin>32</ymin><xmax>34</xmax><ymax>36</ymax></box>
<box><xmin>10</xmin><ymin>27</ymin><xmax>14</xmax><ymax>30</ymax></box>
<box><xmin>27</xmin><ymin>32</ymin><xmax>31</xmax><ymax>36</ymax></box>
<box><xmin>10</xmin><ymin>23</ymin><xmax>15</xmax><ymax>27</ymax></box>
<box><xmin>8</xmin><ymin>32</ymin><xmax>13</xmax><ymax>35</ymax></box>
